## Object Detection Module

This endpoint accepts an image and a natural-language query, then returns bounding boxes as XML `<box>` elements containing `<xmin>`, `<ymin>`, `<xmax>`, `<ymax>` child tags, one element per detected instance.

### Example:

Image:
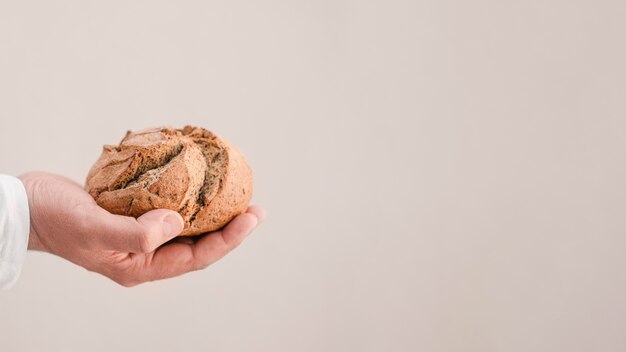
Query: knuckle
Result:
<box><xmin>136</xmin><ymin>231</ymin><xmax>154</xmax><ymax>253</ymax></box>
<box><xmin>224</xmin><ymin>238</ymin><xmax>243</xmax><ymax>253</ymax></box>
<box><xmin>107</xmin><ymin>266</ymin><xmax>142</xmax><ymax>287</ymax></box>
<box><xmin>193</xmin><ymin>257</ymin><xmax>211</xmax><ymax>271</ymax></box>
<box><xmin>230</xmin><ymin>237</ymin><xmax>245</xmax><ymax>249</ymax></box>
<box><xmin>193</xmin><ymin>262</ymin><xmax>208</xmax><ymax>271</ymax></box>
<box><xmin>113</xmin><ymin>275</ymin><xmax>140</xmax><ymax>288</ymax></box>
<box><xmin>117</xmin><ymin>279</ymin><xmax>134</xmax><ymax>288</ymax></box>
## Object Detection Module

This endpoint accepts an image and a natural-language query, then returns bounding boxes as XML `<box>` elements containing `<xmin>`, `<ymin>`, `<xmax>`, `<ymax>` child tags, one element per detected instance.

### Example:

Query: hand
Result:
<box><xmin>19</xmin><ymin>171</ymin><xmax>265</xmax><ymax>287</ymax></box>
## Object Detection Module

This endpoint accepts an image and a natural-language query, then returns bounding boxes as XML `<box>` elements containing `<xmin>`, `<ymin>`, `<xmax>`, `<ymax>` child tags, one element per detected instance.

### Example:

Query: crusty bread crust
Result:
<box><xmin>86</xmin><ymin>126</ymin><xmax>253</xmax><ymax>236</ymax></box>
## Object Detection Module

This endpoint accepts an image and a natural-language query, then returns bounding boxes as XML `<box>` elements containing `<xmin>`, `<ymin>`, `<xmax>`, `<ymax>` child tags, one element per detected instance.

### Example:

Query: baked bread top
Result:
<box><xmin>86</xmin><ymin>126</ymin><xmax>253</xmax><ymax>236</ymax></box>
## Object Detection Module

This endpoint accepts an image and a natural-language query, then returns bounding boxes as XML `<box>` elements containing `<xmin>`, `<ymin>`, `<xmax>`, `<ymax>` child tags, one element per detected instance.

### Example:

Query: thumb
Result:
<box><xmin>90</xmin><ymin>207</ymin><xmax>185</xmax><ymax>253</ymax></box>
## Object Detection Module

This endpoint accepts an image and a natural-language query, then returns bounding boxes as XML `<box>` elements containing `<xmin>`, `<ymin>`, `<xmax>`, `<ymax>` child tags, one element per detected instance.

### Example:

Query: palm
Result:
<box><xmin>22</xmin><ymin>172</ymin><xmax>264</xmax><ymax>286</ymax></box>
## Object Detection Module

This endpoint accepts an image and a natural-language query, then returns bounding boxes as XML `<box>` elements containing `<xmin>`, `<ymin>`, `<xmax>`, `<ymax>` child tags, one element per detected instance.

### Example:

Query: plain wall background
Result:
<box><xmin>1</xmin><ymin>0</ymin><xmax>625</xmax><ymax>351</ymax></box>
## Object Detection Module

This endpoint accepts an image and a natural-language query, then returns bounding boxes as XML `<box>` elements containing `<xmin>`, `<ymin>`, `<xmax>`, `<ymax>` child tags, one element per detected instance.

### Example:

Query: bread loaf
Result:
<box><xmin>86</xmin><ymin>126</ymin><xmax>253</xmax><ymax>236</ymax></box>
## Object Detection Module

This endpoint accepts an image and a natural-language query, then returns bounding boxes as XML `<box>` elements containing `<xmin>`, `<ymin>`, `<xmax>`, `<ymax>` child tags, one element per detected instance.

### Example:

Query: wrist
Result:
<box><xmin>18</xmin><ymin>173</ymin><xmax>45</xmax><ymax>252</ymax></box>
<box><xmin>27</xmin><ymin>224</ymin><xmax>44</xmax><ymax>251</ymax></box>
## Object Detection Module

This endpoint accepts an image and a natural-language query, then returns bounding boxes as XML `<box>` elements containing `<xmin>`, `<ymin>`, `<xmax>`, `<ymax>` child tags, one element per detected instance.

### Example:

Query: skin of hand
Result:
<box><xmin>19</xmin><ymin>171</ymin><xmax>265</xmax><ymax>287</ymax></box>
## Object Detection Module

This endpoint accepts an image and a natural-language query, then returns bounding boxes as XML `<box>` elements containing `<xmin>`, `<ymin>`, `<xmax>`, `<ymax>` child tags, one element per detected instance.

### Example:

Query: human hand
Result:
<box><xmin>19</xmin><ymin>171</ymin><xmax>265</xmax><ymax>287</ymax></box>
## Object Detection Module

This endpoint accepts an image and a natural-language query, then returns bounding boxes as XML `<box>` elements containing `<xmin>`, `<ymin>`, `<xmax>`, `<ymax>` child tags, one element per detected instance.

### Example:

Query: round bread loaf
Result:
<box><xmin>86</xmin><ymin>126</ymin><xmax>253</xmax><ymax>236</ymax></box>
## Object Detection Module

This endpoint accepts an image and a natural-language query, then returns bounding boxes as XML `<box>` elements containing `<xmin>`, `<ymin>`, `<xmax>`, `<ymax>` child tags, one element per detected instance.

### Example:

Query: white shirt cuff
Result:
<box><xmin>0</xmin><ymin>175</ymin><xmax>30</xmax><ymax>290</ymax></box>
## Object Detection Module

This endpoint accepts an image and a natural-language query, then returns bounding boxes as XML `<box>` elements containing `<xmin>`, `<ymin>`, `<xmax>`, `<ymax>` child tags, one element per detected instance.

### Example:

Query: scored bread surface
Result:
<box><xmin>86</xmin><ymin>126</ymin><xmax>253</xmax><ymax>236</ymax></box>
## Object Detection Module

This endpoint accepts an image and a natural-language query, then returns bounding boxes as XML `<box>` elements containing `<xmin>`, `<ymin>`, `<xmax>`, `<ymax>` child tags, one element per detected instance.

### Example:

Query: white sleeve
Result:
<box><xmin>0</xmin><ymin>175</ymin><xmax>30</xmax><ymax>290</ymax></box>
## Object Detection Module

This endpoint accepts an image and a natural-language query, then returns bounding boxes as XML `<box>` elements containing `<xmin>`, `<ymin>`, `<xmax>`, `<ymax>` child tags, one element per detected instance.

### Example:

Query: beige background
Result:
<box><xmin>1</xmin><ymin>0</ymin><xmax>625</xmax><ymax>351</ymax></box>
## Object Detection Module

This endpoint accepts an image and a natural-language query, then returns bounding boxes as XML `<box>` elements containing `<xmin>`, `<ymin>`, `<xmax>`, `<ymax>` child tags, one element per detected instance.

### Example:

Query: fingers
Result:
<box><xmin>89</xmin><ymin>207</ymin><xmax>185</xmax><ymax>253</ymax></box>
<box><xmin>246</xmin><ymin>205</ymin><xmax>267</xmax><ymax>223</ymax></box>
<box><xmin>131</xmin><ymin>206</ymin><xmax>265</xmax><ymax>283</ymax></box>
<box><xmin>192</xmin><ymin>210</ymin><xmax>260</xmax><ymax>268</ymax></box>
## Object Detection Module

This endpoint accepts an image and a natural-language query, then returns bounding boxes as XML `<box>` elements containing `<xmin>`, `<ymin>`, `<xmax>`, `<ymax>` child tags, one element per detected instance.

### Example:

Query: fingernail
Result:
<box><xmin>249</xmin><ymin>206</ymin><xmax>267</xmax><ymax>223</ymax></box>
<box><xmin>162</xmin><ymin>214</ymin><xmax>184</xmax><ymax>237</ymax></box>
<box><xmin>256</xmin><ymin>208</ymin><xmax>267</xmax><ymax>223</ymax></box>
